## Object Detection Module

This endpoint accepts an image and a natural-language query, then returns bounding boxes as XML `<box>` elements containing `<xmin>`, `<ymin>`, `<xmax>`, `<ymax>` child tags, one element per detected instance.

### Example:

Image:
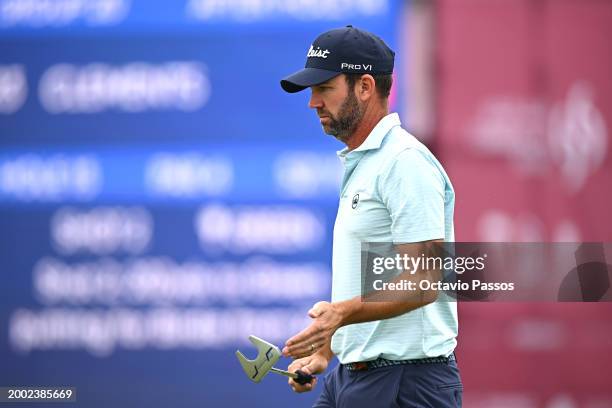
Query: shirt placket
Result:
<box><xmin>340</xmin><ymin>151</ymin><xmax>366</xmax><ymax>197</ymax></box>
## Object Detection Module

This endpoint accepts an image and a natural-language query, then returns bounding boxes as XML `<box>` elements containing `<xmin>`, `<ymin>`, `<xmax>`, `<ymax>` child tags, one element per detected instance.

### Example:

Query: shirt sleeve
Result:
<box><xmin>379</xmin><ymin>147</ymin><xmax>446</xmax><ymax>243</ymax></box>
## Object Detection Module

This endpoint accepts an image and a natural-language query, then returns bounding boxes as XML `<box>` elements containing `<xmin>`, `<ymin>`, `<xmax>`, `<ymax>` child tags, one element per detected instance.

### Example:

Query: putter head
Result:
<box><xmin>235</xmin><ymin>335</ymin><xmax>281</xmax><ymax>383</ymax></box>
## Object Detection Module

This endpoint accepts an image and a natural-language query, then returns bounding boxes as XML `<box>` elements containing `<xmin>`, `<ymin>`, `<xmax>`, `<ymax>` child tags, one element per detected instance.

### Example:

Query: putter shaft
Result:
<box><xmin>270</xmin><ymin>367</ymin><xmax>315</xmax><ymax>385</ymax></box>
<box><xmin>270</xmin><ymin>367</ymin><xmax>297</xmax><ymax>378</ymax></box>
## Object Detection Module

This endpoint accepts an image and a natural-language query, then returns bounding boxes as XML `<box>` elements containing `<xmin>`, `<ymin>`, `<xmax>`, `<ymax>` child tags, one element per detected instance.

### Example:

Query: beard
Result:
<box><xmin>320</xmin><ymin>91</ymin><xmax>363</xmax><ymax>144</ymax></box>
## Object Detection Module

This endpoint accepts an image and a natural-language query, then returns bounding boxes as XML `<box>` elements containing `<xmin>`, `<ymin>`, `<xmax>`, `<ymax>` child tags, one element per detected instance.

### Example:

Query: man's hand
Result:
<box><xmin>282</xmin><ymin>301</ymin><xmax>343</xmax><ymax>358</ymax></box>
<box><xmin>287</xmin><ymin>352</ymin><xmax>329</xmax><ymax>393</ymax></box>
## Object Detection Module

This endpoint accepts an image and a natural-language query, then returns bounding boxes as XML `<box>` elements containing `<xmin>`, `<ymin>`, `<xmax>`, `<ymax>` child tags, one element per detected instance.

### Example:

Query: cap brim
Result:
<box><xmin>280</xmin><ymin>68</ymin><xmax>340</xmax><ymax>93</ymax></box>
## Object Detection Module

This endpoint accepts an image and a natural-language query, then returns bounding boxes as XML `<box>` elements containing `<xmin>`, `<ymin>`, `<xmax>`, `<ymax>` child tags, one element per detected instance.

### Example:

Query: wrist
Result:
<box><xmin>334</xmin><ymin>297</ymin><xmax>362</xmax><ymax>327</ymax></box>
<box><xmin>315</xmin><ymin>345</ymin><xmax>334</xmax><ymax>363</ymax></box>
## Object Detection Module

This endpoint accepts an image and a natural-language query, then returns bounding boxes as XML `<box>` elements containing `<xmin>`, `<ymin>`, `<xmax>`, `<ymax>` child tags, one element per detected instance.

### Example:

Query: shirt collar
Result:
<box><xmin>336</xmin><ymin>113</ymin><xmax>401</xmax><ymax>159</ymax></box>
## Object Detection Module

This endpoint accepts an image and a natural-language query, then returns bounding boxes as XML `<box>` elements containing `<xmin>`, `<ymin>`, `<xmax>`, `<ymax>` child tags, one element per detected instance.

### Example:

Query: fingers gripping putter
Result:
<box><xmin>236</xmin><ymin>335</ymin><xmax>315</xmax><ymax>385</ymax></box>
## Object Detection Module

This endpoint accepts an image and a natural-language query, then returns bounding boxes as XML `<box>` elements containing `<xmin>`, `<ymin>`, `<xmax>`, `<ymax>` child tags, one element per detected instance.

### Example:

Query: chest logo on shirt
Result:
<box><xmin>351</xmin><ymin>193</ymin><xmax>360</xmax><ymax>209</ymax></box>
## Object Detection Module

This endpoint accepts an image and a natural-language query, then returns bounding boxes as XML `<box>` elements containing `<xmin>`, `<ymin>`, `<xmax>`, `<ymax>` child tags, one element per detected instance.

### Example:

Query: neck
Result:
<box><xmin>345</xmin><ymin>103</ymin><xmax>388</xmax><ymax>151</ymax></box>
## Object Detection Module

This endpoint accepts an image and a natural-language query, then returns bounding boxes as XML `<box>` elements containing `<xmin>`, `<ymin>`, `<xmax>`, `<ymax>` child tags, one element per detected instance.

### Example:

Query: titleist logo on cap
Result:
<box><xmin>307</xmin><ymin>45</ymin><xmax>330</xmax><ymax>59</ymax></box>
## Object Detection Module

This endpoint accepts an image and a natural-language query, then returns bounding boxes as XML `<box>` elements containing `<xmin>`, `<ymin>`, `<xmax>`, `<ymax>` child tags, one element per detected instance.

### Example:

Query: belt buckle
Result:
<box><xmin>352</xmin><ymin>362</ymin><xmax>369</xmax><ymax>371</ymax></box>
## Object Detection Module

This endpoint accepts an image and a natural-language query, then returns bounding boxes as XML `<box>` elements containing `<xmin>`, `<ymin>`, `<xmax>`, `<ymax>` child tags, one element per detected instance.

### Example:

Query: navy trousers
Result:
<box><xmin>312</xmin><ymin>360</ymin><xmax>462</xmax><ymax>408</ymax></box>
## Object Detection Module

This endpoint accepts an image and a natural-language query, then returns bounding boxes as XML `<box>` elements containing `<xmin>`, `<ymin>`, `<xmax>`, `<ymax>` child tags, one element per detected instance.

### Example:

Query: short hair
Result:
<box><xmin>344</xmin><ymin>73</ymin><xmax>393</xmax><ymax>99</ymax></box>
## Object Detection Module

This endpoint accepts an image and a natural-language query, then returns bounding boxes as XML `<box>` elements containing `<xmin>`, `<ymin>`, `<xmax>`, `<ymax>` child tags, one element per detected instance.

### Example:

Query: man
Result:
<box><xmin>279</xmin><ymin>26</ymin><xmax>461</xmax><ymax>407</ymax></box>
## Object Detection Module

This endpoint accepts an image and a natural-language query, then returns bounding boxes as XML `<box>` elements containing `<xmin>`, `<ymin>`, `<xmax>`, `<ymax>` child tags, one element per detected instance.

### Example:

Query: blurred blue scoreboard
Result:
<box><xmin>0</xmin><ymin>1</ymin><xmax>400</xmax><ymax>406</ymax></box>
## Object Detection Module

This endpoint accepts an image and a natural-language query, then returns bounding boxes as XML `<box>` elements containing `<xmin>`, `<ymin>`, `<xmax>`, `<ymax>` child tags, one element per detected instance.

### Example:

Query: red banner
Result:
<box><xmin>435</xmin><ymin>0</ymin><xmax>612</xmax><ymax>405</ymax></box>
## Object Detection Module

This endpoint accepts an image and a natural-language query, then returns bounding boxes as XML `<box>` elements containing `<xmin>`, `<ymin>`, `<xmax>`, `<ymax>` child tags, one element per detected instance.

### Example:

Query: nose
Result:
<box><xmin>308</xmin><ymin>90</ymin><xmax>323</xmax><ymax>110</ymax></box>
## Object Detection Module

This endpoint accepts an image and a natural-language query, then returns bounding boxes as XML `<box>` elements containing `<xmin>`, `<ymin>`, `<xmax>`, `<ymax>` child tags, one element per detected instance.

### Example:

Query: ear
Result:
<box><xmin>356</xmin><ymin>74</ymin><xmax>375</xmax><ymax>102</ymax></box>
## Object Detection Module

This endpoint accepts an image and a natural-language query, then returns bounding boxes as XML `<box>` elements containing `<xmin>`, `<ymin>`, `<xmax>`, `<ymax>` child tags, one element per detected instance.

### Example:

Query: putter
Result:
<box><xmin>236</xmin><ymin>335</ymin><xmax>315</xmax><ymax>385</ymax></box>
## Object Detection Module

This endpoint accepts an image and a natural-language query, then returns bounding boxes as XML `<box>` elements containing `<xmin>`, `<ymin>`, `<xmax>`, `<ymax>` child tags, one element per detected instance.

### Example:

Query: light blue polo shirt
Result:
<box><xmin>331</xmin><ymin>113</ymin><xmax>457</xmax><ymax>364</ymax></box>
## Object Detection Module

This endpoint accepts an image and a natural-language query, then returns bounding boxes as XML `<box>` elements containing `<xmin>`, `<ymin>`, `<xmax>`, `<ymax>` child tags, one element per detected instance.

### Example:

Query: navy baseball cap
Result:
<box><xmin>280</xmin><ymin>25</ymin><xmax>395</xmax><ymax>93</ymax></box>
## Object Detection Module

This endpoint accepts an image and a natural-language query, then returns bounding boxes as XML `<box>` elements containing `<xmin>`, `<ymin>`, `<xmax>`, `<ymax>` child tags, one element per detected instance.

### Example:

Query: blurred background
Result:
<box><xmin>0</xmin><ymin>0</ymin><xmax>610</xmax><ymax>407</ymax></box>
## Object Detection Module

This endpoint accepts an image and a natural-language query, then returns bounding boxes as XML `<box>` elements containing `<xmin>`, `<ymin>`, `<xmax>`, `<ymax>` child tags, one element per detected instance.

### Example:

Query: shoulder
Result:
<box><xmin>377</xmin><ymin>127</ymin><xmax>441</xmax><ymax>179</ymax></box>
<box><xmin>380</xmin><ymin>126</ymin><xmax>421</xmax><ymax>154</ymax></box>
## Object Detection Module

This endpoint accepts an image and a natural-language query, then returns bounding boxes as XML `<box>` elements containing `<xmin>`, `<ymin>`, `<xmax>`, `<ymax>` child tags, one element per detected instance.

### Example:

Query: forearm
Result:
<box><xmin>335</xmin><ymin>292</ymin><xmax>434</xmax><ymax>326</ymax></box>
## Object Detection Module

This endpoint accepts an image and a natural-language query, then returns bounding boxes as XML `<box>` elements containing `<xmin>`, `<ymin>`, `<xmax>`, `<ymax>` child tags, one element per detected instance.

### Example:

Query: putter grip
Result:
<box><xmin>295</xmin><ymin>370</ymin><xmax>315</xmax><ymax>385</ymax></box>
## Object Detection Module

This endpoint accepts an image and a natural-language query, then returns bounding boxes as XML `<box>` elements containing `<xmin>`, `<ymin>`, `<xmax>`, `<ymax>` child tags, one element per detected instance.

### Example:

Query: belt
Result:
<box><xmin>344</xmin><ymin>354</ymin><xmax>456</xmax><ymax>371</ymax></box>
